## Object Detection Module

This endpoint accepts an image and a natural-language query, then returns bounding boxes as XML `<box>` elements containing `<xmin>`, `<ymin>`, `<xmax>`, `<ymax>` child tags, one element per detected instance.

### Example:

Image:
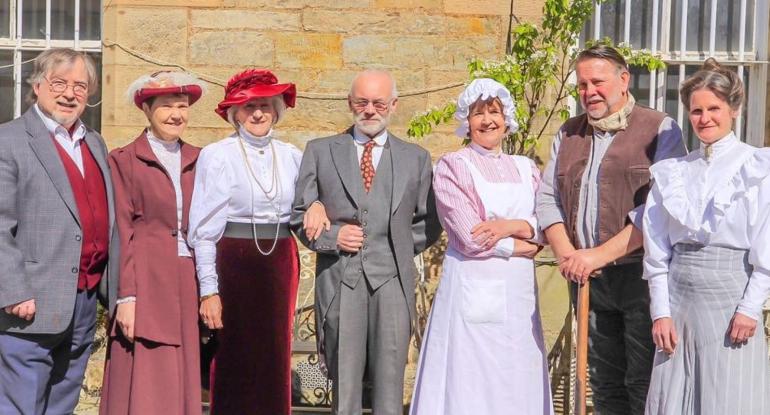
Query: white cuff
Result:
<box><xmin>193</xmin><ymin>241</ymin><xmax>220</xmax><ymax>297</ymax></box>
<box><xmin>493</xmin><ymin>237</ymin><xmax>515</xmax><ymax>258</ymax></box>
<box><xmin>736</xmin><ymin>267</ymin><xmax>770</xmax><ymax>321</ymax></box>
<box><xmin>116</xmin><ymin>296</ymin><xmax>136</xmax><ymax>304</ymax></box>
<box><xmin>647</xmin><ymin>273</ymin><xmax>671</xmax><ymax>320</ymax></box>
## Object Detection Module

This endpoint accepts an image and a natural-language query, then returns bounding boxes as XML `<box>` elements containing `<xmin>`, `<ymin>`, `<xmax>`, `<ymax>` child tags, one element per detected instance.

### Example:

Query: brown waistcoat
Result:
<box><xmin>556</xmin><ymin>105</ymin><xmax>666</xmax><ymax>257</ymax></box>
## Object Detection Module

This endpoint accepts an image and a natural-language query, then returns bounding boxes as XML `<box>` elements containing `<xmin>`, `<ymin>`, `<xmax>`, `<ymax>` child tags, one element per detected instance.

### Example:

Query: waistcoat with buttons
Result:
<box><xmin>343</xmin><ymin>144</ymin><xmax>398</xmax><ymax>289</ymax></box>
<box><xmin>52</xmin><ymin>138</ymin><xmax>110</xmax><ymax>290</ymax></box>
<box><xmin>556</xmin><ymin>105</ymin><xmax>664</xmax><ymax>254</ymax></box>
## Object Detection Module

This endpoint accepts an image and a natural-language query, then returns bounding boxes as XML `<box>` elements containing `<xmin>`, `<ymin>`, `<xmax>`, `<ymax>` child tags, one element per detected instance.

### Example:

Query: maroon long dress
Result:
<box><xmin>208</xmin><ymin>236</ymin><xmax>299</xmax><ymax>414</ymax></box>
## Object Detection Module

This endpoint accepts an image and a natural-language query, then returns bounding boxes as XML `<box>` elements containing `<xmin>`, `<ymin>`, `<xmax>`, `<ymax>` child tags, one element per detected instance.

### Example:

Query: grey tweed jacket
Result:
<box><xmin>0</xmin><ymin>108</ymin><xmax>118</xmax><ymax>334</ymax></box>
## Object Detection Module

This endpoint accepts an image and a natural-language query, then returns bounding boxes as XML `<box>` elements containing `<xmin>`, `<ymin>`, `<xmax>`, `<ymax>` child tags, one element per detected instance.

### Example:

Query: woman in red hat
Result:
<box><xmin>99</xmin><ymin>71</ymin><xmax>207</xmax><ymax>415</ymax></box>
<box><xmin>188</xmin><ymin>69</ymin><xmax>328</xmax><ymax>414</ymax></box>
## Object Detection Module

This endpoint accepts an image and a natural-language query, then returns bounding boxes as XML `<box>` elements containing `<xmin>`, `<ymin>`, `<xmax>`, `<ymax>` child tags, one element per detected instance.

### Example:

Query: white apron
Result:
<box><xmin>410</xmin><ymin>155</ymin><xmax>553</xmax><ymax>415</ymax></box>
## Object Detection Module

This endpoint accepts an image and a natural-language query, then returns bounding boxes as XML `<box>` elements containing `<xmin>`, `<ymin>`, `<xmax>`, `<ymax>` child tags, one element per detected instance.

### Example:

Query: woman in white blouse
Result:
<box><xmin>643</xmin><ymin>58</ymin><xmax>770</xmax><ymax>414</ymax></box>
<box><xmin>188</xmin><ymin>69</ymin><xmax>326</xmax><ymax>415</ymax></box>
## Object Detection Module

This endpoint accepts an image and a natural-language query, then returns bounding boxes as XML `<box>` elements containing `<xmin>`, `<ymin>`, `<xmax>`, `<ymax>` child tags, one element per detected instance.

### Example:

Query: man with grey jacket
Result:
<box><xmin>292</xmin><ymin>69</ymin><xmax>441</xmax><ymax>415</ymax></box>
<box><xmin>0</xmin><ymin>48</ymin><xmax>117</xmax><ymax>414</ymax></box>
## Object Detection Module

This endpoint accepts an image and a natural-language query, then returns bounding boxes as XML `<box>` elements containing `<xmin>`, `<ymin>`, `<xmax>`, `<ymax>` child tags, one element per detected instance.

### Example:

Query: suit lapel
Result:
<box><xmin>331</xmin><ymin>132</ymin><xmax>363</xmax><ymax>208</ymax></box>
<box><xmin>389</xmin><ymin>133</ymin><xmax>408</xmax><ymax>213</ymax></box>
<box><xmin>23</xmin><ymin>109</ymin><xmax>81</xmax><ymax>226</ymax></box>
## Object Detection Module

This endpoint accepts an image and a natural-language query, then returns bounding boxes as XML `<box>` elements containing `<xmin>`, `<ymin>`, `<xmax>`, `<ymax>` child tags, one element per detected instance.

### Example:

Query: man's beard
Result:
<box><xmin>354</xmin><ymin>112</ymin><xmax>390</xmax><ymax>137</ymax></box>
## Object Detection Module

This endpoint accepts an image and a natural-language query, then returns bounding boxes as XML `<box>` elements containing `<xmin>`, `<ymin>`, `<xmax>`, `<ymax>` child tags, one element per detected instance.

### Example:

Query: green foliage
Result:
<box><xmin>407</xmin><ymin>0</ymin><xmax>666</xmax><ymax>157</ymax></box>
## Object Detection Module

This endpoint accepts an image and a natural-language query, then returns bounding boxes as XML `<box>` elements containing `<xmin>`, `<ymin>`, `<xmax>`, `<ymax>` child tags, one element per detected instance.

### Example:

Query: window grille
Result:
<box><xmin>580</xmin><ymin>0</ymin><xmax>768</xmax><ymax>150</ymax></box>
<box><xmin>0</xmin><ymin>0</ymin><xmax>101</xmax><ymax>129</ymax></box>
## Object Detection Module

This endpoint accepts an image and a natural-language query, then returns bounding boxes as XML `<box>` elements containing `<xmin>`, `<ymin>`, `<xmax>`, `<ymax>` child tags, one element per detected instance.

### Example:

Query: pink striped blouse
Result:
<box><xmin>433</xmin><ymin>143</ymin><xmax>541</xmax><ymax>258</ymax></box>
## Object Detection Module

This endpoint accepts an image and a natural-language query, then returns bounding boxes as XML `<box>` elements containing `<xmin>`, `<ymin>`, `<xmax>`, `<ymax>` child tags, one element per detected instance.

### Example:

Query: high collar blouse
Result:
<box><xmin>187</xmin><ymin>132</ymin><xmax>302</xmax><ymax>296</ymax></box>
<box><xmin>433</xmin><ymin>143</ymin><xmax>541</xmax><ymax>258</ymax></box>
<box><xmin>642</xmin><ymin>132</ymin><xmax>770</xmax><ymax>321</ymax></box>
<box><xmin>146</xmin><ymin>129</ymin><xmax>190</xmax><ymax>257</ymax></box>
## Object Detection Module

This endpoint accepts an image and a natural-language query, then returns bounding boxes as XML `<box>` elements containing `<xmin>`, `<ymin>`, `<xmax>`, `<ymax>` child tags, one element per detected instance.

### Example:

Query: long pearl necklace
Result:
<box><xmin>237</xmin><ymin>133</ymin><xmax>282</xmax><ymax>256</ymax></box>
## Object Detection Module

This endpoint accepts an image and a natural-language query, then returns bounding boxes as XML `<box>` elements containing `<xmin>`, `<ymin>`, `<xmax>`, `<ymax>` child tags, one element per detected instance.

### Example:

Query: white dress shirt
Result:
<box><xmin>643</xmin><ymin>132</ymin><xmax>770</xmax><ymax>321</ymax></box>
<box><xmin>352</xmin><ymin>126</ymin><xmax>388</xmax><ymax>168</ymax></box>
<box><xmin>146</xmin><ymin>129</ymin><xmax>191</xmax><ymax>257</ymax></box>
<box><xmin>33</xmin><ymin>104</ymin><xmax>87</xmax><ymax>175</ymax></box>
<box><xmin>187</xmin><ymin>132</ymin><xmax>302</xmax><ymax>296</ymax></box>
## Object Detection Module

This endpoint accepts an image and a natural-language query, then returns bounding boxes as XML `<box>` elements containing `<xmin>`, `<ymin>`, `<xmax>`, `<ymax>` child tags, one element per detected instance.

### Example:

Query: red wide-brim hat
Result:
<box><xmin>215</xmin><ymin>69</ymin><xmax>296</xmax><ymax>121</ymax></box>
<box><xmin>133</xmin><ymin>84</ymin><xmax>203</xmax><ymax>109</ymax></box>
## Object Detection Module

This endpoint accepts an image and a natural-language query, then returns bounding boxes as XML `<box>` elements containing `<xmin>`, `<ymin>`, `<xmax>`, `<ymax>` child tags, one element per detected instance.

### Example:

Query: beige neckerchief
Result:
<box><xmin>587</xmin><ymin>93</ymin><xmax>636</xmax><ymax>133</ymax></box>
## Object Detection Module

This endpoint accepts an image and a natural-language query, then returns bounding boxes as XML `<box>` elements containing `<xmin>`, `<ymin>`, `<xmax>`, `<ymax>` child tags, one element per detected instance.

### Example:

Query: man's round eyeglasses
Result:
<box><xmin>46</xmin><ymin>77</ymin><xmax>88</xmax><ymax>97</ymax></box>
<box><xmin>351</xmin><ymin>99</ymin><xmax>392</xmax><ymax>112</ymax></box>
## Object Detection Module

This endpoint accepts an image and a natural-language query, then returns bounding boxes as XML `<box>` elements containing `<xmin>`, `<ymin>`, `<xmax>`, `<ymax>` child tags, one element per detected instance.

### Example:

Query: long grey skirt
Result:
<box><xmin>645</xmin><ymin>244</ymin><xmax>770</xmax><ymax>415</ymax></box>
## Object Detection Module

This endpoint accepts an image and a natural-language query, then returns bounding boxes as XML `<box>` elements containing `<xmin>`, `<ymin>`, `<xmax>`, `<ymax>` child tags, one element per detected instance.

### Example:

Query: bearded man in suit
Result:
<box><xmin>0</xmin><ymin>48</ymin><xmax>117</xmax><ymax>415</ymax></box>
<box><xmin>292</xmin><ymin>69</ymin><xmax>441</xmax><ymax>415</ymax></box>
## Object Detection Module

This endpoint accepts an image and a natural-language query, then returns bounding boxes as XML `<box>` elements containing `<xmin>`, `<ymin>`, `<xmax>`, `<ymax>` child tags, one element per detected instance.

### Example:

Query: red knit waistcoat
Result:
<box><xmin>52</xmin><ymin>138</ymin><xmax>109</xmax><ymax>291</ymax></box>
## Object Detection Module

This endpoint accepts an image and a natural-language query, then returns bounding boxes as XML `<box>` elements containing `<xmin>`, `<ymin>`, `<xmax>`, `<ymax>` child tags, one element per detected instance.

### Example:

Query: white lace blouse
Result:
<box><xmin>642</xmin><ymin>132</ymin><xmax>770</xmax><ymax>321</ymax></box>
<box><xmin>187</xmin><ymin>132</ymin><xmax>303</xmax><ymax>296</ymax></box>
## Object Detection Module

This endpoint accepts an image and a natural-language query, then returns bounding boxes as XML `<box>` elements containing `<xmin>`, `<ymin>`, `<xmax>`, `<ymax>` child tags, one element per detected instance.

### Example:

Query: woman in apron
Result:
<box><xmin>643</xmin><ymin>59</ymin><xmax>770</xmax><ymax>415</ymax></box>
<box><xmin>410</xmin><ymin>78</ymin><xmax>553</xmax><ymax>415</ymax></box>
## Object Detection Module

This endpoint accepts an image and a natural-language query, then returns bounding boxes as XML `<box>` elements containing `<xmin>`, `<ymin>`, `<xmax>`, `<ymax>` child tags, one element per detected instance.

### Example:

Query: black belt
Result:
<box><xmin>222</xmin><ymin>222</ymin><xmax>291</xmax><ymax>239</ymax></box>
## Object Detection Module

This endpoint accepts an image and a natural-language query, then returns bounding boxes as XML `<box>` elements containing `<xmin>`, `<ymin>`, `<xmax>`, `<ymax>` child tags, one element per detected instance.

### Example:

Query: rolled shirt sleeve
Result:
<box><xmin>526</xmin><ymin>159</ymin><xmax>544</xmax><ymax>244</ymax></box>
<box><xmin>535</xmin><ymin>130</ymin><xmax>567</xmax><ymax>230</ymax></box>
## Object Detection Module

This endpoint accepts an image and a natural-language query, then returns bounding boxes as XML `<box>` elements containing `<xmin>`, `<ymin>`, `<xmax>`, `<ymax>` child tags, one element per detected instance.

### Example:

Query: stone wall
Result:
<box><xmin>101</xmin><ymin>0</ymin><xmax>547</xmax><ymax>156</ymax></box>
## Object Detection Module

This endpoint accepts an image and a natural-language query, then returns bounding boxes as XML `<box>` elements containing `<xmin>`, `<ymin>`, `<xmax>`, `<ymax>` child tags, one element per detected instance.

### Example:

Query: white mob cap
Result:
<box><xmin>453</xmin><ymin>78</ymin><xmax>518</xmax><ymax>138</ymax></box>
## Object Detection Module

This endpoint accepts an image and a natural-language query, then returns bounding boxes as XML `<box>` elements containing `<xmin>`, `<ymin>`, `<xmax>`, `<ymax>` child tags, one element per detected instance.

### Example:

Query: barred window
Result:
<box><xmin>580</xmin><ymin>0</ymin><xmax>768</xmax><ymax>150</ymax></box>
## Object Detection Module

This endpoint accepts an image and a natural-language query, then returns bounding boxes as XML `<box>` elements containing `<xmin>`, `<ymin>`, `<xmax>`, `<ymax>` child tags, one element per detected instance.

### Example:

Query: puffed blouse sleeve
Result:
<box><xmin>738</xmin><ymin>176</ymin><xmax>770</xmax><ymax>321</ymax></box>
<box><xmin>433</xmin><ymin>154</ymin><xmax>511</xmax><ymax>258</ymax></box>
<box><xmin>188</xmin><ymin>144</ymin><xmax>231</xmax><ymax>297</ymax></box>
<box><xmin>642</xmin><ymin>179</ymin><xmax>674</xmax><ymax>321</ymax></box>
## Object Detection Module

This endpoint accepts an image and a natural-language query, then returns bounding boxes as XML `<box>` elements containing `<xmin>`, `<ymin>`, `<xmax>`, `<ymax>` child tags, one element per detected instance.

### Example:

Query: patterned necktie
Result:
<box><xmin>360</xmin><ymin>140</ymin><xmax>376</xmax><ymax>192</ymax></box>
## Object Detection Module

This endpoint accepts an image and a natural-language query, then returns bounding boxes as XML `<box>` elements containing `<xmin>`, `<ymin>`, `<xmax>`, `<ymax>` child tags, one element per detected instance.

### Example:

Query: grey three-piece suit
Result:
<box><xmin>0</xmin><ymin>108</ymin><xmax>118</xmax><ymax>414</ymax></box>
<box><xmin>291</xmin><ymin>128</ymin><xmax>441</xmax><ymax>415</ymax></box>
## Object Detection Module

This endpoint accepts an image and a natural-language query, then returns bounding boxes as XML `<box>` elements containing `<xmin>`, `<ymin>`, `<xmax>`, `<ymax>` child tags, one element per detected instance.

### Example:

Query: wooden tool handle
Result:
<box><xmin>575</xmin><ymin>280</ymin><xmax>590</xmax><ymax>415</ymax></box>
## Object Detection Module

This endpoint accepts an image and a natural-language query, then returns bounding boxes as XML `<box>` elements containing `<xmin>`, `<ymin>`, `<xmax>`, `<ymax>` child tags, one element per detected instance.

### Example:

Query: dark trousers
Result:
<box><xmin>0</xmin><ymin>289</ymin><xmax>97</xmax><ymax>415</ymax></box>
<box><xmin>571</xmin><ymin>262</ymin><xmax>655</xmax><ymax>415</ymax></box>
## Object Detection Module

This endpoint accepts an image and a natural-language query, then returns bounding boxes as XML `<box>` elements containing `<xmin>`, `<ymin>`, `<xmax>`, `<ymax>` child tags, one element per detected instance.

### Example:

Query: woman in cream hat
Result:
<box><xmin>100</xmin><ymin>70</ymin><xmax>207</xmax><ymax>415</ymax></box>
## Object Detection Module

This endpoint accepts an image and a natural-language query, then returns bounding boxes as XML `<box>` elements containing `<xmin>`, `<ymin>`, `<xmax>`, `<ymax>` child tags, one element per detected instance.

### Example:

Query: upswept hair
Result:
<box><xmin>26</xmin><ymin>48</ymin><xmax>98</xmax><ymax>104</ymax></box>
<box><xmin>679</xmin><ymin>58</ymin><xmax>744</xmax><ymax>111</ymax></box>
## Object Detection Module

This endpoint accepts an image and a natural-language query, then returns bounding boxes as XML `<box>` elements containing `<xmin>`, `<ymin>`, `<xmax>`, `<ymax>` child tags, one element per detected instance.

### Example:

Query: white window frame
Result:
<box><xmin>582</xmin><ymin>0</ymin><xmax>769</xmax><ymax>147</ymax></box>
<box><xmin>0</xmin><ymin>0</ymin><xmax>101</xmax><ymax>119</ymax></box>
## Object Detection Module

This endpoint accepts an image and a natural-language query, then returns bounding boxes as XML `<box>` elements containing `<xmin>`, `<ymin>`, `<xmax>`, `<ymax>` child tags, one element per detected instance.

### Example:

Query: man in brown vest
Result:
<box><xmin>536</xmin><ymin>45</ymin><xmax>686</xmax><ymax>414</ymax></box>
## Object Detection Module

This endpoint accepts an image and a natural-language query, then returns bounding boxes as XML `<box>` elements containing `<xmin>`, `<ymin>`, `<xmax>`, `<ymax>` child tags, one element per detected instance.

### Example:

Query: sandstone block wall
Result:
<box><xmin>102</xmin><ymin>1</ymin><xmax>548</xmax><ymax>156</ymax></box>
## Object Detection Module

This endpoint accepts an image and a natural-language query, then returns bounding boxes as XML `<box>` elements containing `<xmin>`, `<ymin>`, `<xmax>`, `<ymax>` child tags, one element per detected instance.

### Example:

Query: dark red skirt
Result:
<box><xmin>209</xmin><ymin>236</ymin><xmax>299</xmax><ymax>415</ymax></box>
